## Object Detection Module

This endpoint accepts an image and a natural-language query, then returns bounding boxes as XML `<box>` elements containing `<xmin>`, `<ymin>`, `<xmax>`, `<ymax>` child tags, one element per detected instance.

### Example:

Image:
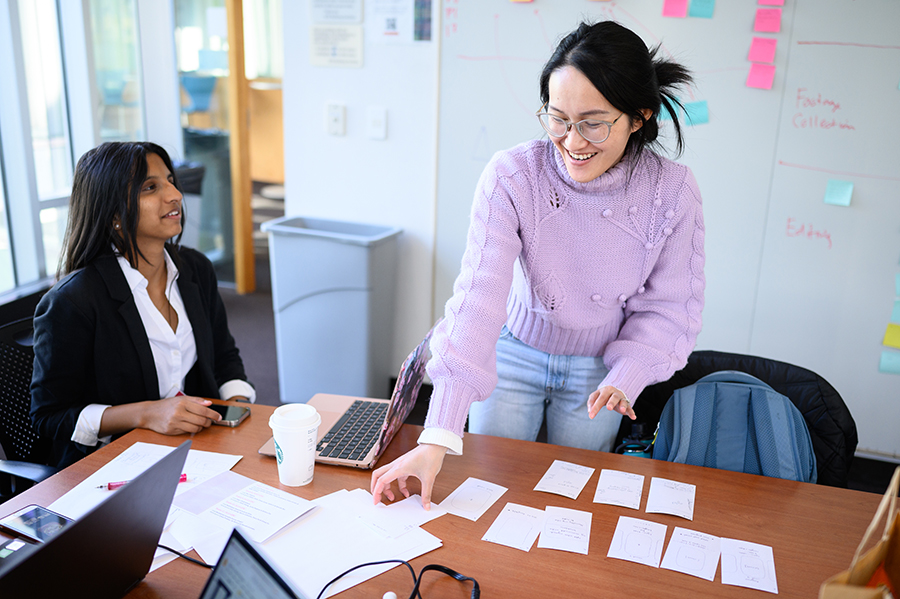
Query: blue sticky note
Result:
<box><xmin>824</xmin><ymin>179</ymin><xmax>853</xmax><ymax>207</ymax></box>
<box><xmin>684</xmin><ymin>100</ymin><xmax>709</xmax><ymax>125</ymax></box>
<box><xmin>879</xmin><ymin>351</ymin><xmax>900</xmax><ymax>375</ymax></box>
<box><xmin>689</xmin><ymin>0</ymin><xmax>715</xmax><ymax>18</ymax></box>
<box><xmin>892</xmin><ymin>300</ymin><xmax>900</xmax><ymax>324</ymax></box>
<box><xmin>659</xmin><ymin>102</ymin><xmax>678</xmax><ymax>121</ymax></box>
<box><xmin>896</xmin><ymin>273</ymin><xmax>900</xmax><ymax>296</ymax></box>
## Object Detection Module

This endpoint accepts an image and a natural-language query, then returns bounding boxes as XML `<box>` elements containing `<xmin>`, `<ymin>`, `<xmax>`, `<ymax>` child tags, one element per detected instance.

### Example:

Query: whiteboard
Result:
<box><xmin>434</xmin><ymin>0</ymin><xmax>900</xmax><ymax>458</ymax></box>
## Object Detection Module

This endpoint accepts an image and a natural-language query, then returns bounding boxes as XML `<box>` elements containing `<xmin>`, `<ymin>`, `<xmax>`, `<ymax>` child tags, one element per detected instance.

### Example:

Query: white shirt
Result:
<box><xmin>71</xmin><ymin>251</ymin><xmax>255</xmax><ymax>446</ymax></box>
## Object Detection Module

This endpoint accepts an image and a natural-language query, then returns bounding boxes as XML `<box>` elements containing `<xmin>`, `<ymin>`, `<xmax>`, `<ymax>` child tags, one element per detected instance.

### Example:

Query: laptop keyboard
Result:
<box><xmin>316</xmin><ymin>400</ymin><xmax>388</xmax><ymax>461</ymax></box>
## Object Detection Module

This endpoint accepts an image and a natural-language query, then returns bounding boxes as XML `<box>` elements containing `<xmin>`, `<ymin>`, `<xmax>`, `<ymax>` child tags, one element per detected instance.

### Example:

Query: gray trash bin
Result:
<box><xmin>261</xmin><ymin>216</ymin><xmax>402</xmax><ymax>404</ymax></box>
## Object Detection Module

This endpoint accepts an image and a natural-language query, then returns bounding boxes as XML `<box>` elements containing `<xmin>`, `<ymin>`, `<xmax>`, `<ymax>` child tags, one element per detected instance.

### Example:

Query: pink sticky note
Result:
<box><xmin>748</xmin><ymin>37</ymin><xmax>778</xmax><ymax>63</ymax></box>
<box><xmin>754</xmin><ymin>8</ymin><xmax>782</xmax><ymax>32</ymax></box>
<box><xmin>663</xmin><ymin>0</ymin><xmax>689</xmax><ymax>18</ymax></box>
<box><xmin>758</xmin><ymin>0</ymin><xmax>784</xmax><ymax>5</ymax></box>
<box><xmin>747</xmin><ymin>63</ymin><xmax>776</xmax><ymax>89</ymax></box>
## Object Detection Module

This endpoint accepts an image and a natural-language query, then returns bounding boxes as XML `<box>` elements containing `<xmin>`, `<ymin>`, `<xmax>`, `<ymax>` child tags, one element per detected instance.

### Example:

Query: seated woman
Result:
<box><xmin>31</xmin><ymin>141</ymin><xmax>255</xmax><ymax>468</ymax></box>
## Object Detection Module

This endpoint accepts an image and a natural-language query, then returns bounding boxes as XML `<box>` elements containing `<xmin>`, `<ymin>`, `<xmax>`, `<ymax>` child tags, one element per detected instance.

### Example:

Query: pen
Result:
<box><xmin>97</xmin><ymin>473</ymin><xmax>187</xmax><ymax>491</ymax></box>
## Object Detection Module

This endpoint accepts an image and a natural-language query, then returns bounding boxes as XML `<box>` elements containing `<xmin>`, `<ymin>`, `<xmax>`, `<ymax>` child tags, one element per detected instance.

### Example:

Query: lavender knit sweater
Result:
<box><xmin>425</xmin><ymin>140</ymin><xmax>705</xmax><ymax>438</ymax></box>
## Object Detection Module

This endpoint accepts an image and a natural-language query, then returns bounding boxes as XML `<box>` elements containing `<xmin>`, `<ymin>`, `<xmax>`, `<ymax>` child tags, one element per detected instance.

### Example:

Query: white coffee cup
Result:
<box><xmin>268</xmin><ymin>403</ymin><xmax>322</xmax><ymax>487</ymax></box>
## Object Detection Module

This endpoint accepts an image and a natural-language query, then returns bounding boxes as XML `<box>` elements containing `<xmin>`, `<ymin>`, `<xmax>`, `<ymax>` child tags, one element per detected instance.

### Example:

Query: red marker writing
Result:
<box><xmin>98</xmin><ymin>473</ymin><xmax>187</xmax><ymax>491</ymax></box>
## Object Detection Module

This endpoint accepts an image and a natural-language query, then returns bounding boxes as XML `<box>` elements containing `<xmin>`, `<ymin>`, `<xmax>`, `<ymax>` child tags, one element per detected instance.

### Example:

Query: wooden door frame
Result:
<box><xmin>225</xmin><ymin>0</ymin><xmax>255</xmax><ymax>294</ymax></box>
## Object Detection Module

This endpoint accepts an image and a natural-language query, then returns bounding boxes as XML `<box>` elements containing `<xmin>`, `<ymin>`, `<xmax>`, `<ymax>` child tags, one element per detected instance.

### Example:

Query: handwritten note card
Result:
<box><xmin>688</xmin><ymin>0</ymin><xmax>715</xmax><ymax>19</ymax></box>
<box><xmin>607</xmin><ymin>516</ymin><xmax>666</xmax><ymax>568</ymax></box>
<box><xmin>438</xmin><ymin>477</ymin><xmax>507</xmax><ymax>522</ymax></box>
<box><xmin>662</xmin><ymin>0</ymin><xmax>689</xmax><ymax>18</ymax></box>
<box><xmin>721</xmin><ymin>538</ymin><xmax>779</xmax><ymax>594</ymax></box>
<box><xmin>748</xmin><ymin>37</ymin><xmax>778</xmax><ymax>63</ymax></box>
<box><xmin>482</xmin><ymin>503</ymin><xmax>545</xmax><ymax>552</ymax></box>
<box><xmin>534</xmin><ymin>460</ymin><xmax>595</xmax><ymax>500</ymax></box>
<box><xmin>660</xmin><ymin>527</ymin><xmax>721</xmax><ymax>581</ymax></box>
<box><xmin>593</xmin><ymin>469</ymin><xmax>644</xmax><ymax>510</ymax></box>
<box><xmin>747</xmin><ymin>63</ymin><xmax>776</xmax><ymax>90</ymax></box>
<box><xmin>824</xmin><ymin>179</ymin><xmax>854</xmax><ymax>207</ymax></box>
<box><xmin>879</xmin><ymin>351</ymin><xmax>900</xmax><ymax>375</ymax></box>
<box><xmin>884</xmin><ymin>323</ymin><xmax>900</xmax><ymax>350</ymax></box>
<box><xmin>684</xmin><ymin>100</ymin><xmax>709</xmax><ymax>125</ymax></box>
<box><xmin>646</xmin><ymin>477</ymin><xmax>696</xmax><ymax>521</ymax></box>
<box><xmin>754</xmin><ymin>8</ymin><xmax>782</xmax><ymax>33</ymax></box>
<box><xmin>537</xmin><ymin>506</ymin><xmax>592</xmax><ymax>555</ymax></box>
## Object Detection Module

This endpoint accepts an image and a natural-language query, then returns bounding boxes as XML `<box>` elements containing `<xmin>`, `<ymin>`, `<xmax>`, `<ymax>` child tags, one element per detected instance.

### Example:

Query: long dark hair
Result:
<box><xmin>60</xmin><ymin>141</ymin><xmax>184</xmax><ymax>277</ymax></box>
<box><xmin>539</xmin><ymin>21</ymin><xmax>693</xmax><ymax>158</ymax></box>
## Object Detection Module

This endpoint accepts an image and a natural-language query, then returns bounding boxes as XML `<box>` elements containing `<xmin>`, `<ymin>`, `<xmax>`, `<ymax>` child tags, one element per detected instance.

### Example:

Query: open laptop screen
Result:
<box><xmin>199</xmin><ymin>528</ymin><xmax>306</xmax><ymax>599</ymax></box>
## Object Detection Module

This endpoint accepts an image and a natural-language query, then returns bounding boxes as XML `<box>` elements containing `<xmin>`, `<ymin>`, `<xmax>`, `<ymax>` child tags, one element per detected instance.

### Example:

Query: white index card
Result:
<box><xmin>721</xmin><ymin>538</ymin><xmax>778</xmax><ymax>594</ymax></box>
<box><xmin>533</xmin><ymin>460</ymin><xmax>595</xmax><ymax>500</ymax></box>
<box><xmin>646</xmin><ymin>477</ymin><xmax>696</xmax><ymax>520</ymax></box>
<box><xmin>593</xmin><ymin>469</ymin><xmax>644</xmax><ymax>510</ymax></box>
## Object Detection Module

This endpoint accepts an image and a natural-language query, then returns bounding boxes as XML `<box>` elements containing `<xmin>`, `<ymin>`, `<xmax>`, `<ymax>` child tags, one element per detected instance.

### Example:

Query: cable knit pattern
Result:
<box><xmin>425</xmin><ymin>139</ymin><xmax>705</xmax><ymax>437</ymax></box>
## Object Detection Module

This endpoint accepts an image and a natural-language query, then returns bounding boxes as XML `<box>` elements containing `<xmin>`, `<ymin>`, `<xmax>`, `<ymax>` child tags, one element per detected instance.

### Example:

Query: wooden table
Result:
<box><xmin>0</xmin><ymin>401</ymin><xmax>880</xmax><ymax>598</ymax></box>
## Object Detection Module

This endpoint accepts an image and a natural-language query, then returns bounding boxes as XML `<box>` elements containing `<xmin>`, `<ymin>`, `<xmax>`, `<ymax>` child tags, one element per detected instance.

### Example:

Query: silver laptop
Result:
<box><xmin>259</xmin><ymin>324</ymin><xmax>435</xmax><ymax>469</ymax></box>
<box><xmin>0</xmin><ymin>440</ymin><xmax>191</xmax><ymax>599</ymax></box>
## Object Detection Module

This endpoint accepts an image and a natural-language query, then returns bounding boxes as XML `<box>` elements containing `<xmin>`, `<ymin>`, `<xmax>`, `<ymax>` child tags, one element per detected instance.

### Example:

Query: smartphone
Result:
<box><xmin>0</xmin><ymin>505</ymin><xmax>73</xmax><ymax>543</ymax></box>
<box><xmin>210</xmin><ymin>404</ymin><xmax>250</xmax><ymax>427</ymax></box>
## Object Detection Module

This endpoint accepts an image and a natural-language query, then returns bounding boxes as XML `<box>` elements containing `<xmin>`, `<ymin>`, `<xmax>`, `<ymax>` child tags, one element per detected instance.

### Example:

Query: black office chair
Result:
<box><xmin>0</xmin><ymin>317</ymin><xmax>56</xmax><ymax>502</ymax></box>
<box><xmin>616</xmin><ymin>350</ymin><xmax>858</xmax><ymax>488</ymax></box>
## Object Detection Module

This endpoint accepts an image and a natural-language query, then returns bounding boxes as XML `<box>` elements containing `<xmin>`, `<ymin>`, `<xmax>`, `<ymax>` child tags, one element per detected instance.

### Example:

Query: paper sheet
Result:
<box><xmin>438</xmin><ymin>477</ymin><xmax>507</xmax><ymax>521</ymax></box>
<box><xmin>175</xmin><ymin>470</ymin><xmax>314</xmax><ymax>543</ymax></box>
<box><xmin>537</xmin><ymin>506</ymin><xmax>591</xmax><ymax>555</ymax></box>
<box><xmin>262</xmin><ymin>489</ymin><xmax>442</xmax><ymax>599</ymax></box>
<box><xmin>481</xmin><ymin>503</ymin><xmax>545</xmax><ymax>552</ymax></box>
<box><xmin>355</xmin><ymin>491</ymin><xmax>446</xmax><ymax>538</ymax></box>
<box><xmin>721</xmin><ymin>538</ymin><xmax>778</xmax><ymax>594</ymax></box>
<box><xmin>660</xmin><ymin>527</ymin><xmax>721</xmax><ymax>581</ymax></box>
<box><xmin>646</xmin><ymin>477</ymin><xmax>696</xmax><ymax>521</ymax></box>
<box><xmin>49</xmin><ymin>442</ymin><xmax>242</xmax><ymax>519</ymax></box>
<box><xmin>607</xmin><ymin>516</ymin><xmax>666</xmax><ymax>568</ymax></box>
<box><xmin>533</xmin><ymin>460</ymin><xmax>595</xmax><ymax>500</ymax></box>
<box><xmin>593</xmin><ymin>469</ymin><xmax>644</xmax><ymax>510</ymax></box>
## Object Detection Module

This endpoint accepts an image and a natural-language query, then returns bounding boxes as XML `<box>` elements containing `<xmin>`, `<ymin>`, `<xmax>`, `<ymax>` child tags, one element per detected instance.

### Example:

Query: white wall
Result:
<box><xmin>282</xmin><ymin>2</ymin><xmax>438</xmax><ymax>373</ymax></box>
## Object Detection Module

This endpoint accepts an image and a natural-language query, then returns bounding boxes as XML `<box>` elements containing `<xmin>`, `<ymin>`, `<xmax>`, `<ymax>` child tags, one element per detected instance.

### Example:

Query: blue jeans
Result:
<box><xmin>468</xmin><ymin>326</ymin><xmax>623</xmax><ymax>452</ymax></box>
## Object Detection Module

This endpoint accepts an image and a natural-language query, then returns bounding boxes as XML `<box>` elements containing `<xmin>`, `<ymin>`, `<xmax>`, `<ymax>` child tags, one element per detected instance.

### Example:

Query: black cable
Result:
<box><xmin>316</xmin><ymin>559</ymin><xmax>419</xmax><ymax>599</ymax></box>
<box><xmin>316</xmin><ymin>559</ymin><xmax>480</xmax><ymax>599</ymax></box>
<box><xmin>157</xmin><ymin>543</ymin><xmax>215</xmax><ymax>569</ymax></box>
<box><xmin>412</xmin><ymin>564</ymin><xmax>479</xmax><ymax>599</ymax></box>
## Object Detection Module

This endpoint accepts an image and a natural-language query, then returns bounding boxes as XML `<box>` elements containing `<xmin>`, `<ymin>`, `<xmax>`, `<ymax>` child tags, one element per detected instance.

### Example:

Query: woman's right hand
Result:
<box><xmin>99</xmin><ymin>395</ymin><xmax>222</xmax><ymax>438</ymax></box>
<box><xmin>141</xmin><ymin>395</ymin><xmax>222</xmax><ymax>435</ymax></box>
<box><xmin>371</xmin><ymin>444</ymin><xmax>448</xmax><ymax>511</ymax></box>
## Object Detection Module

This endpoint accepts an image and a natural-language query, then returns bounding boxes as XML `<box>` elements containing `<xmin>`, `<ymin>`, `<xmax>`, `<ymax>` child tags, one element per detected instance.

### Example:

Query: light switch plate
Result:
<box><xmin>366</xmin><ymin>106</ymin><xmax>387</xmax><ymax>140</ymax></box>
<box><xmin>326</xmin><ymin>103</ymin><xmax>346</xmax><ymax>136</ymax></box>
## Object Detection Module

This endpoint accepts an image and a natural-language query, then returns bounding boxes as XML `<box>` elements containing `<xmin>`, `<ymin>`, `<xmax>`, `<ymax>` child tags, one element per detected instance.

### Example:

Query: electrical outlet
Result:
<box><xmin>366</xmin><ymin>106</ymin><xmax>387</xmax><ymax>140</ymax></box>
<box><xmin>326</xmin><ymin>103</ymin><xmax>346</xmax><ymax>136</ymax></box>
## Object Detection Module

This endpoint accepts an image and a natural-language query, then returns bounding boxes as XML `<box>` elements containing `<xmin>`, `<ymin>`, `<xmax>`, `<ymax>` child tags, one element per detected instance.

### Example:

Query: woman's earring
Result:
<box><xmin>114</xmin><ymin>223</ymin><xmax>120</xmax><ymax>230</ymax></box>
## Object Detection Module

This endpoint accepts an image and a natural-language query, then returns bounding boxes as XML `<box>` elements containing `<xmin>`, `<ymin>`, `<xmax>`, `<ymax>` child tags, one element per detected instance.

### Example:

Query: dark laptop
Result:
<box><xmin>0</xmin><ymin>440</ymin><xmax>191</xmax><ymax>599</ymax></box>
<box><xmin>198</xmin><ymin>528</ymin><xmax>307</xmax><ymax>599</ymax></box>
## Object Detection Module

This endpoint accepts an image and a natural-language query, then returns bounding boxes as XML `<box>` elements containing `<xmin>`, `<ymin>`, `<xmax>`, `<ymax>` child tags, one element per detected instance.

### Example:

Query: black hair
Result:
<box><xmin>539</xmin><ymin>20</ymin><xmax>693</xmax><ymax>158</ymax></box>
<box><xmin>59</xmin><ymin>141</ymin><xmax>184</xmax><ymax>277</ymax></box>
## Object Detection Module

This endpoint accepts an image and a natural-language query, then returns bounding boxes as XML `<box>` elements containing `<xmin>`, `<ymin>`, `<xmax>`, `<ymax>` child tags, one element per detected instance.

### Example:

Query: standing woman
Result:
<box><xmin>373</xmin><ymin>21</ymin><xmax>705</xmax><ymax>508</ymax></box>
<box><xmin>31</xmin><ymin>141</ymin><xmax>255</xmax><ymax>469</ymax></box>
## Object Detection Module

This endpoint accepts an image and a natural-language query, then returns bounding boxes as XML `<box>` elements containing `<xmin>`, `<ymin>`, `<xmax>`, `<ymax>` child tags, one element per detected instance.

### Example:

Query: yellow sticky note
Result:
<box><xmin>884</xmin><ymin>323</ymin><xmax>900</xmax><ymax>349</ymax></box>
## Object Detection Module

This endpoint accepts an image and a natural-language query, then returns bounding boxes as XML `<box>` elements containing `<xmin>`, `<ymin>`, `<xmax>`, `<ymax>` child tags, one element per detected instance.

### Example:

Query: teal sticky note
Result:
<box><xmin>879</xmin><ymin>351</ymin><xmax>900</xmax><ymax>375</ymax></box>
<box><xmin>684</xmin><ymin>100</ymin><xmax>709</xmax><ymax>125</ymax></box>
<box><xmin>824</xmin><ymin>179</ymin><xmax>853</xmax><ymax>207</ymax></box>
<box><xmin>896</xmin><ymin>273</ymin><xmax>900</xmax><ymax>296</ymax></box>
<box><xmin>892</xmin><ymin>300</ymin><xmax>900</xmax><ymax>323</ymax></box>
<box><xmin>689</xmin><ymin>0</ymin><xmax>715</xmax><ymax>18</ymax></box>
<box><xmin>659</xmin><ymin>101</ymin><xmax>679</xmax><ymax>121</ymax></box>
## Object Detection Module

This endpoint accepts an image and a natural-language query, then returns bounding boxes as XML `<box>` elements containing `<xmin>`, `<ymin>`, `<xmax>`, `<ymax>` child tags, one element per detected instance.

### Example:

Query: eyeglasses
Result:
<box><xmin>535</xmin><ymin>103</ymin><xmax>624</xmax><ymax>144</ymax></box>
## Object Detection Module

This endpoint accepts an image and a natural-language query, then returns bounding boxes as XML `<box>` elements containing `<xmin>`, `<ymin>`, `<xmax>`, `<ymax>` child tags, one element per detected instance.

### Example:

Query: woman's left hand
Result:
<box><xmin>587</xmin><ymin>386</ymin><xmax>636</xmax><ymax>420</ymax></box>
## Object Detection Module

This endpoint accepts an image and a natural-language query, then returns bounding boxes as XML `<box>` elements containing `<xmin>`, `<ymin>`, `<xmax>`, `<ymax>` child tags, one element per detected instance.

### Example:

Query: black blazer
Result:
<box><xmin>31</xmin><ymin>246</ymin><xmax>250</xmax><ymax>468</ymax></box>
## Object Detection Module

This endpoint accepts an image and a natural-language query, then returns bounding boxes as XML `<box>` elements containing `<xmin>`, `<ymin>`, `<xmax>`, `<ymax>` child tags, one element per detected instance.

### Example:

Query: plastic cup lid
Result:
<box><xmin>270</xmin><ymin>403</ymin><xmax>320</xmax><ymax>428</ymax></box>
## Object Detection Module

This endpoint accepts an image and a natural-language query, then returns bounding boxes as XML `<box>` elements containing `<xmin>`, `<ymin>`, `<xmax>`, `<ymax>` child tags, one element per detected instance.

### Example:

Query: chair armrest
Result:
<box><xmin>0</xmin><ymin>460</ymin><xmax>57</xmax><ymax>486</ymax></box>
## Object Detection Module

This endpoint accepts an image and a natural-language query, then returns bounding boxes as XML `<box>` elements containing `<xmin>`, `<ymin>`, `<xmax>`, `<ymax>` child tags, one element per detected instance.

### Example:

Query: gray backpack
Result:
<box><xmin>652</xmin><ymin>371</ymin><xmax>817</xmax><ymax>483</ymax></box>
